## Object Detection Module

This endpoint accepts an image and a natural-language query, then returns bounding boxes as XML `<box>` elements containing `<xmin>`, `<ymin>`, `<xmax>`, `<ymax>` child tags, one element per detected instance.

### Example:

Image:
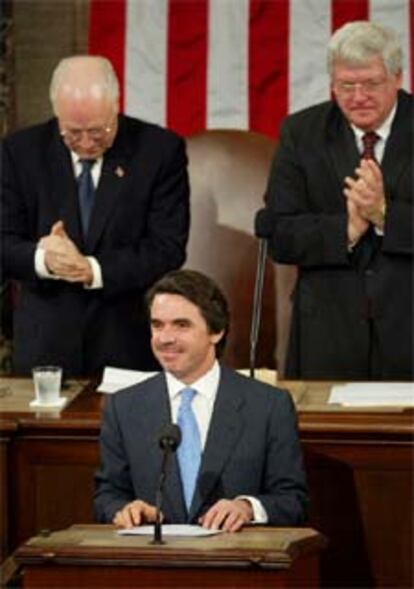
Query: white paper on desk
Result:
<box><xmin>329</xmin><ymin>382</ymin><xmax>414</xmax><ymax>407</ymax></box>
<box><xmin>98</xmin><ymin>366</ymin><xmax>159</xmax><ymax>394</ymax></box>
<box><xmin>117</xmin><ymin>524</ymin><xmax>223</xmax><ymax>537</ymax></box>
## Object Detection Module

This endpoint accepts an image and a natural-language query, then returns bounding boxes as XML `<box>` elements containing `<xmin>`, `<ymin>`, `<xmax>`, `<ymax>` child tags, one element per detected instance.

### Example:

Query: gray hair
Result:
<box><xmin>327</xmin><ymin>21</ymin><xmax>402</xmax><ymax>76</ymax></box>
<box><xmin>49</xmin><ymin>55</ymin><xmax>120</xmax><ymax>107</ymax></box>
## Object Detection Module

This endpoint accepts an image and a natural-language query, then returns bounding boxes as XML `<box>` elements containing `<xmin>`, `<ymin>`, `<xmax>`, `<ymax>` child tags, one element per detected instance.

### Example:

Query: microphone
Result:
<box><xmin>159</xmin><ymin>423</ymin><xmax>181</xmax><ymax>452</ymax></box>
<box><xmin>151</xmin><ymin>424</ymin><xmax>181</xmax><ymax>544</ymax></box>
<box><xmin>254</xmin><ymin>207</ymin><xmax>274</xmax><ymax>239</ymax></box>
<box><xmin>250</xmin><ymin>207</ymin><xmax>274</xmax><ymax>378</ymax></box>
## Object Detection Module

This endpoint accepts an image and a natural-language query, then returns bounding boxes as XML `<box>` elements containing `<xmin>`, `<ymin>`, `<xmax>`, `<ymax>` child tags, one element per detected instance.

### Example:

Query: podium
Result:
<box><xmin>14</xmin><ymin>525</ymin><xmax>326</xmax><ymax>588</ymax></box>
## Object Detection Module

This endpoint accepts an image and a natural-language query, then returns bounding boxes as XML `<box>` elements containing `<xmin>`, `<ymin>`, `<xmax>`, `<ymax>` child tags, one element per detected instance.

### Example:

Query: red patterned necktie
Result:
<box><xmin>361</xmin><ymin>132</ymin><xmax>380</xmax><ymax>162</ymax></box>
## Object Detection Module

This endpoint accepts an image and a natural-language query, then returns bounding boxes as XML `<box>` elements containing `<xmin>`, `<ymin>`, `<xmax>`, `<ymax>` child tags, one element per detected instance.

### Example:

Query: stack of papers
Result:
<box><xmin>98</xmin><ymin>367</ymin><xmax>159</xmax><ymax>394</ymax></box>
<box><xmin>329</xmin><ymin>382</ymin><xmax>414</xmax><ymax>407</ymax></box>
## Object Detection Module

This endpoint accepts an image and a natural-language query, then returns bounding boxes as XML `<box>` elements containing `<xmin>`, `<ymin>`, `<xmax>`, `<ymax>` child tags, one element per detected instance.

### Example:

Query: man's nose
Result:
<box><xmin>157</xmin><ymin>328</ymin><xmax>175</xmax><ymax>344</ymax></box>
<box><xmin>78</xmin><ymin>132</ymin><xmax>96</xmax><ymax>149</ymax></box>
<box><xmin>352</xmin><ymin>84</ymin><xmax>369</xmax><ymax>100</ymax></box>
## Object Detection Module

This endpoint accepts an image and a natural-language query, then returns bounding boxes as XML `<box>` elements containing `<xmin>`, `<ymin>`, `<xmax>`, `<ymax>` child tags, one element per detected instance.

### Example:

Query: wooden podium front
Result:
<box><xmin>14</xmin><ymin>525</ymin><xmax>325</xmax><ymax>588</ymax></box>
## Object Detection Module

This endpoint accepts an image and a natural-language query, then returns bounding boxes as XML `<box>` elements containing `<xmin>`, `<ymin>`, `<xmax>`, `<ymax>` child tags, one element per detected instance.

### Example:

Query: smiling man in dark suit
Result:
<box><xmin>259</xmin><ymin>21</ymin><xmax>412</xmax><ymax>380</ymax></box>
<box><xmin>94</xmin><ymin>270</ymin><xmax>308</xmax><ymax>532</ymax></box>
<box><xmin>1</xmin><ymin>56</ymin><xmax>189</xmax><ymax>377</ymax></box>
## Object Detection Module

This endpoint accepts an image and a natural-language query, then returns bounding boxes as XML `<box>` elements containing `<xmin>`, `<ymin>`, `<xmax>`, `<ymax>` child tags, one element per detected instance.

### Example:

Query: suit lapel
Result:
<box><xmin>381</xmin><ymin>91</ymin><xmax>413</xmax><ymax>195</ymax></box>
<box><xmin>85</xmin><ymin>152</ymin><xmax>128</xmax><ymax>252</ymax></box>
<box><xmin>326</xmin><ymin>108</ymin><xmax>360</xmax><ymax>189</ymax></box>
<box><xmin>189</xmin><ymin>368</ymin><xmax>244</xmax><ymax>520</ymax></box>
<box><xmin>85</xmin><ymin>116</ymin><xmax>134</xmax><ymax>252</ymax></box>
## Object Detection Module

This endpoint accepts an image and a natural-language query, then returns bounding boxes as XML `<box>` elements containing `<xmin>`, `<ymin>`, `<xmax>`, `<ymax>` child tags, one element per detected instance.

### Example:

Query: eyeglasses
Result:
<box><xmin>334</xmin><ymin>78</ymin><xmax>388</xmax><ymax>96</ymax></box>
<box><xmin>60</xmin><ymin>125</ymin><xmax>113</xmax><ymax>143</ymax></box>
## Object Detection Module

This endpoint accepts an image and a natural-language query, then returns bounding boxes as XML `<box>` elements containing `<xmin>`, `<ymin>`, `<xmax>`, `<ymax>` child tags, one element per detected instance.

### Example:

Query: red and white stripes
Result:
<box><xmin>89</xmin><ymin>0</ymin><xmax>414</xmax><ymax>138</ymax></box>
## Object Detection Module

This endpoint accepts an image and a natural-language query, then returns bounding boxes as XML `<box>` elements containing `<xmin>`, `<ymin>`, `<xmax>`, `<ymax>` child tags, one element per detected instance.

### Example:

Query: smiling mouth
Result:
<box><xmin>351</xmin><ymin>110</ymin><xmax>375</xmax><ymax>118</ymax></box>
<box><xmin>351</xmin><ymin>104</ymin><xmax>375</xmax><ymax>110</ymax></box>
<box><xmin>157</xmin><ymin>348</ymin><xmax>181</xmax><ymax>359</ymax></box>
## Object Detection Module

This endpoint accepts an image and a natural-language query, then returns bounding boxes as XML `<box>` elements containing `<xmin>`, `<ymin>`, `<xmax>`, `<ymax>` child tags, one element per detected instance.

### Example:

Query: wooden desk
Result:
<box><xmin>0</xmin><ymin>418</ymin><xmax>17</xmax><ymax>563</ymax></box>
<box><xmin>1</xmin><ymin>378</ymin><xmax>413</xmax><ymax>587</ymax></box>
<box><xmin>14</xmin><ymin>524</ymin><xmax>325</xmax><ymax>588</ymax></box>
<box><xmin>293</xmin><ymin>384</ymin><xmax>413</xmax><ymax>588</ymax></box>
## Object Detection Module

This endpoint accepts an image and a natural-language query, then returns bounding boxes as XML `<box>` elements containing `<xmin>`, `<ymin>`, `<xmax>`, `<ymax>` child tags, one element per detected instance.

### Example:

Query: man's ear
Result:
<box><xmin>211</xmin><ymin>330</ymin><xmax>225</xmax><ymax>345</ymax></box>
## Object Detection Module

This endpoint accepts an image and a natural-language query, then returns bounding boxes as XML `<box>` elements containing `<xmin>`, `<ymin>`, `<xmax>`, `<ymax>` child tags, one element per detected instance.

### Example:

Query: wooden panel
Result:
<box><xmin>0</xmin><ymin>441</ymin><xmax>8</xmax><ymax>562</ymax></box>
<box><xmin>35</xmin><ymin>463</ymin><xmax>96</xmax><ymax>528</ymax></box>
<box><xmin>10</xmin><ymin>438</ymin><xmax>99</xmax><ymax>550</ymax></box>
<box><xmin>21</xmin><ymin>560</ymin><xmax>319</xmax><ymax>589</ymax></box>
<box><xmin>13</xmin><ymin>0</ymin><xmax>89</xmax><ymax>128</ymax></box>
<box><xmin>0</xmin><ymin>420</ymin><xmax>17</xmax><ymax>563</ymax></box>
<box><xmin>304</xmin><ymin>443</ymin><xmax>413</xmax><ymax>587</ymax></box>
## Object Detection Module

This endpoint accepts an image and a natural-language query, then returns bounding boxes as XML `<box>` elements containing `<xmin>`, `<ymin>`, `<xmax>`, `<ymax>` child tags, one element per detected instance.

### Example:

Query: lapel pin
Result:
<box><xmin>115</xmin><ymin>166</ymin><xmax>125</xmax><ymax>178</ymax></box>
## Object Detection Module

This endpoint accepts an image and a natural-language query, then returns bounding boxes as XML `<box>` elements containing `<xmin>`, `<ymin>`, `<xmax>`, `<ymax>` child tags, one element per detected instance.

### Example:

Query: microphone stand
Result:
<box><xmin>150</xmin><ymin>424</ymin><xmax>181</xmax><ymax>545</ymax></box>
<box><xmin>152</xmin><ymin>450</ymin><xmax>169</xmax><ymax>545</ymax></box>
<box><xmin>249</xmin><ymin>238</ymin><xmax>268</xmax><ymax>379</ymax></box>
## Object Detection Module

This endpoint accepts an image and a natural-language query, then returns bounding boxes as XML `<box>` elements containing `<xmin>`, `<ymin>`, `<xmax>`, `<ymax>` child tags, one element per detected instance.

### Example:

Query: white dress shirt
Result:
<box><xmin>165</xmin><ymin>360</ymin><xmax>268</xmax><ymax>523</ymax></box>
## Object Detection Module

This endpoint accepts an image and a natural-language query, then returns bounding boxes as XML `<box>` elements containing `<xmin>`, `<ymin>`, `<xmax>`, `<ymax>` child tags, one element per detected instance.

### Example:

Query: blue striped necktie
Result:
<box><xmin>177</xmin><ymin>388</ymin><xmax>202</xmax><ymax>511</ymax></box>
<box><xmin>78</xmin><ymin>159</ymin><xmax>96</xmax><ymax>236</ymax></box>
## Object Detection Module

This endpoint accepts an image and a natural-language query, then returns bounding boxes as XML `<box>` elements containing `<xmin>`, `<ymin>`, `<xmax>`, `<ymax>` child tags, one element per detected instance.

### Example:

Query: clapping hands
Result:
<box><xmin>38</xmin><ymin>221</ymin><xmax>93</xmax><ymax>285</ymax></box>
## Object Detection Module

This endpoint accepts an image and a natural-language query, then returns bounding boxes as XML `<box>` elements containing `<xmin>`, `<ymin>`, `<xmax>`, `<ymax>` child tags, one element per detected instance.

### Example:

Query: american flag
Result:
<box><xmin>89</xmin><ymin>0</ymin><xmax>414</xmax><ymax>139</ymax></box>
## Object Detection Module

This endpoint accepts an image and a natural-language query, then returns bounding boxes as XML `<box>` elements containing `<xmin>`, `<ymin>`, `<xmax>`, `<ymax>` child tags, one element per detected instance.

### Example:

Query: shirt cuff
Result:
<box><xmin>347</xmin><ymin>237</ymin><xmax>360</xmax><ymax>252</ymax></box>
<box><xmin>84</xmin><ymin>256</ymin><xmax>103</xmax><ymax>289</ymax></box>
<box><xmin>35</xmin><ymin>247</ymin><xmax>60</xmax><ymax>279</ymax></box>
<box><xmin>237</xmin><ymin>495</ymin><xmax>268</xmax><ymax>524</ymax></box>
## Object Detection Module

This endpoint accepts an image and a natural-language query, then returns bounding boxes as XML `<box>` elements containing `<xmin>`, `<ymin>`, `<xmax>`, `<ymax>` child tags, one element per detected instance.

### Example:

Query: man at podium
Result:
<box><xmin>94</xmin><ymin>270</ymin><xmax>308</xmax><ymax>532</ymax></box>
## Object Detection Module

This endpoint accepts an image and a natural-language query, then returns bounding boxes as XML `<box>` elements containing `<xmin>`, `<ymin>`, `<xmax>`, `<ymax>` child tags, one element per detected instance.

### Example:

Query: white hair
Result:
<box><xmin>327</xmin><ymin>21</ymin><xmax>402</xmax><ymax>77</ymax></box>
<box><xmin>49</xmin><ymin>55</ymin><xmax>120</xmax><ymax>107</ymax></box>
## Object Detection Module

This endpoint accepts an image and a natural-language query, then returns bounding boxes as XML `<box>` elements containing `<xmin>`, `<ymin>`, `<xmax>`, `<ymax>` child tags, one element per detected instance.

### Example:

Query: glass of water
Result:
<box><xmin>32</xmin><ymin>366</ymin><xmax>63</xmax><ymax>405</ymax></box>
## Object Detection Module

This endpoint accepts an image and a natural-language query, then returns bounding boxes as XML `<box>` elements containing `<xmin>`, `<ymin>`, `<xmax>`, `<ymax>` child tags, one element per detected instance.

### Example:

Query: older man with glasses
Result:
<box><xmin>1</xmin><ymin>55</ymin><xmax>190</xmax><ymax>378</ymax></box>
<box><xmin>258</xmin><ymin>21</ymin><xmax>412</xmax><ymax>380</ymax></box>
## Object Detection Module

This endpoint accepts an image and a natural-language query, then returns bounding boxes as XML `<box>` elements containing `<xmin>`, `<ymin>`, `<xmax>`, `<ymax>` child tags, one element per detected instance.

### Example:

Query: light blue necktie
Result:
<box><xmin>78</xmin><ymin>159</ymin><xmax>95</xmax><ymax>237</ymax></box>
<box><xmin>177</xmin><ymin>388</ymin><xmax>202</xmax><ymax>511</ymax></box>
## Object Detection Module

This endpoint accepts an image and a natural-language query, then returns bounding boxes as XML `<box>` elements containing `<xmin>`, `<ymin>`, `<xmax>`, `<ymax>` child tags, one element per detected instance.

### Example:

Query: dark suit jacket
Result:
<box><xmin>94</xmin><ymin>366</ymin><xmax>308</xmax><ymax>526</ymax></box>
<box><xmin>264</xmin><ymin>90</ymin><xmax>413</xmax><ymax>380</ymax></box>
<box><xmin>1</xmin><ymin>115</ymin><xmax>190</xmax><ymax>376</ymax></box>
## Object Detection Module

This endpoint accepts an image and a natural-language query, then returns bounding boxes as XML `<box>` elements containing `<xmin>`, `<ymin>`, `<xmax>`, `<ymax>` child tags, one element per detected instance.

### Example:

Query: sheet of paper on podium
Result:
<box><xmin>329</xmin><ymin>382</ymin><xmax>414</xmax><ymax>407</ymax></box>
<box><xmin>98</xmin><ymin>366</ymin><xmax>159</xmax><ymax>394</ymax></box>
<box><xmin>117</xmin><ymin>524</ymin><xmax>223</xmax><ymax>537</ymax></box>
